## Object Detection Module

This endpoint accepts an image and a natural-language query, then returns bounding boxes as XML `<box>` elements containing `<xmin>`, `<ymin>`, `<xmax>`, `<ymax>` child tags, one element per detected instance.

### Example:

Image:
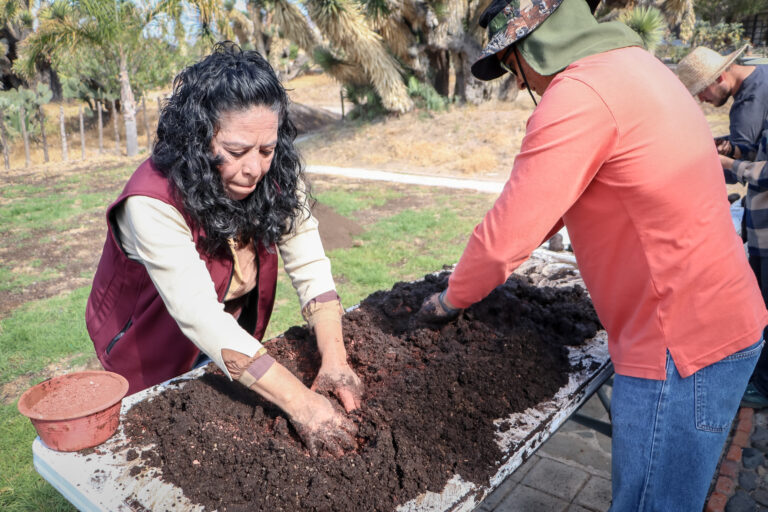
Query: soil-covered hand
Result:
<box><xmin>312</xmin><ymin>364</ymin><xmax>364</xmax><ymax>412</ymax></box>
<box><xmin>415</xmin><ymin>290</ymin><xmax>460</xmax><ymax>325</ymax></box>
<box><xmin>289</xmin><ymin>391</ymin><xmax>357</xmax><ymax>457</ymax></box>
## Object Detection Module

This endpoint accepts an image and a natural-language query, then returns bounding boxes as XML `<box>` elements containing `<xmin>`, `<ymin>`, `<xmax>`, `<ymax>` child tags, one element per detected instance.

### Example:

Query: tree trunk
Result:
<box><xmin>249</xmin><ymin>4</ymin><xmax>269</xmax><ymax>57</ymax></box>
<box><xmin>35</xmin><ymin>56</ymin><xmax>63</xmax><ymax>101</ymax></box>
<box><xmin>118</xmin><ymin>48</ymin><xmax>139</xmax><ymax>157</ymax></box>
<box><xmin>111</xmin><ymin>99</ymin><xmax>121</xmax><ymax>154</ymax></box>
<box><xmin>452</xmin><ymin>46</ymin><xmax>495</xmax><ymax>105</ymax></box>
<box><xmin>97</xmin><ymin>101</ymin><xmax>103</xmax><ymax>154</ymax></box>
<box><xmin>19</xmin><ymin>107</ymin><xmax>30</xmax><ymax>167</ymax></box>
<box><xmin>0</xmin><ymin>112</ymin><xmax>9</xmax><ymax>170</ymax></box>
<box><xmin>59</xmin><ymin>106</ymin><xmax>68</xmax><ymax>162</ymax></box>
<box><xmin>38</xmin><ymin>107</ymin><xmax>49</xmax><ymax>162</ymax></box>
<box><xmin>79</xmin><ymin>105</ymin><xmax>86</xmax><ymax>160</ymax></box>
<box><xmin>142</xmin><ymin>96</ymin><xmax>150</xmax><ymax>151</ymax></box>
<box><xmin>498</xmin><ymin>75</ymin><xmax>519</xmax><ymax>101</ymax></box>
<box><xmin>428</xmin><ymin>50</ymin><xmax>451</xmax><ymax>97</ymax></box>
<box><xmin>453</xmin><ymin>51</ymin><xmax>467</xmax><ymax>103</ymax></box>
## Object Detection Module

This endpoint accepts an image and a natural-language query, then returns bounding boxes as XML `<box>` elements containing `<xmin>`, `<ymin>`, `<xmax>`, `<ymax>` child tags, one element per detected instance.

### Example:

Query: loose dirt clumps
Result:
<box><xmin>123</xmin><ymin>272</ymin><xmax>600</xmax><ymax>511</ymax></box>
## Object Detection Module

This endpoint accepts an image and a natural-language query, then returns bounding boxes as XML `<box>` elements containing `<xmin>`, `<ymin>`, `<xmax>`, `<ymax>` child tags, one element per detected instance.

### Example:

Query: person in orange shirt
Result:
<box><xmin>416</xmin><ymin>0</ymin><xmax>768</xmax><ymax>509</ymax></box>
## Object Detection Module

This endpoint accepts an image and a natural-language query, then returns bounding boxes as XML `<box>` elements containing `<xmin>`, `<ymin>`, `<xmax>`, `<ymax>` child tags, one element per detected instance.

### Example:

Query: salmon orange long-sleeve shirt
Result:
<box><xmin>445</xmin><ymin>46</ymin><xmax>768</xmax><ymax>380</ymax></box>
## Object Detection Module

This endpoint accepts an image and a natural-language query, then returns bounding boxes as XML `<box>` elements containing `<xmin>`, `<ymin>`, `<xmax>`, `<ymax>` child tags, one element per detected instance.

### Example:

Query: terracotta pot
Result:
<box><xmin>17</xmin><ymin>371</ymin><xmax>129</xmax><ymax>452</ymax></box>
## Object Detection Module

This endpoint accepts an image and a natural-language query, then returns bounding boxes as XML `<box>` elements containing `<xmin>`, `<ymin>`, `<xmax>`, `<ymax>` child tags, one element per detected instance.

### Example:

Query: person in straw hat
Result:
<box><xmin>678</xmin><ymin>46</ymin><xmax>768</xmax><ymax>410</ymax></box>
<box><xmin>677</xmin><ymin>44</ymin><xmax>766</xmax><ymax>161</ymax></box>
<box><xmin>414</xmin><ymin>0</ymin><xmax>768</xmax><ymax>509</ymax></box>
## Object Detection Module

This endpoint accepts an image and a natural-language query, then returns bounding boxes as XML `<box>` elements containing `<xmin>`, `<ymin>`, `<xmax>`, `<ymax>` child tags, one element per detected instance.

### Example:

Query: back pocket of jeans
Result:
<box><xmin>695</xmin><ymin>342</ymin><xmax>763</xmax><ymax>432</ymax></box>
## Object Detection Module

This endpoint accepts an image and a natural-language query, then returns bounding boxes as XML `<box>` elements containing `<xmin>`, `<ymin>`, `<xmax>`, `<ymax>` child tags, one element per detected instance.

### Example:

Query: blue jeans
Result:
<box><xmin>609</xmin><ymin>339</ymin><xmax>763</xmax><ymax>512</ymax></box>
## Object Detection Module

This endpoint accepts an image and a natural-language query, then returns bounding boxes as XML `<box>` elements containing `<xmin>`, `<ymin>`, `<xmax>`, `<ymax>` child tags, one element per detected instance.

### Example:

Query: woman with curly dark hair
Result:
<box><xmin>86</xmin><ymin>43</ymin><xmax>361</xmax><ymax>456</ymax></box>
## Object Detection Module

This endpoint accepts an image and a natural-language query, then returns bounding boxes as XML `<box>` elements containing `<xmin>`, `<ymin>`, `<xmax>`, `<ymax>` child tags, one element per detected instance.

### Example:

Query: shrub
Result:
<box><xmin>0</xmin><ymin>84</ymin><xmax>53</xmax><ymax>144</ymax></box>
<box><xmin>690</xmin><ymin>20</ymin><xmax>747</xmax><ymax>53</ymax></box>
<box><xmin>619</xmin><ymin>6</ymin><xmax>666</xmax><ymax>54</ymax></box>
<box><xmin>406</xmin><ymin>76</ymin><xmax>447</xmax><ymax>112</ymax></box>
<box><xmin>342</xmin><ymin>84</ymin><xmax>388</xmax><ymax>120</ymax></box>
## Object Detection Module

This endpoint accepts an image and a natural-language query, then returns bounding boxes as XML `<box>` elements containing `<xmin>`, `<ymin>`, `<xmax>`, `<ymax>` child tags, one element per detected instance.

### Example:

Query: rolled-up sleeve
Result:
<box><xmin>731</xmin><ymin>159</ymin><xmax>768</xmax><ymax>189</ymax></box>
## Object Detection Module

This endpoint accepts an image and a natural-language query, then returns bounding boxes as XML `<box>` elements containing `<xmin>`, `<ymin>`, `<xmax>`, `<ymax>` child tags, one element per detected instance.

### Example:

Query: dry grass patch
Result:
<box><xmin>298</xmin><ymin>98</ymin><xmax>534</xmax><ymax>178</ymax></box>
<box><xmin>286</xmin><ymin>72</ymin><xmax>343</xmax><ymax>108</ymax></box>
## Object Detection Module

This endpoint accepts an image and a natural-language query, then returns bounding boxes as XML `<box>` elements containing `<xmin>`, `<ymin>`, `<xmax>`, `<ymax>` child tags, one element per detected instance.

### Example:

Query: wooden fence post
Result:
<box><xmin>111</xmin><ymin>99</ymin><xmax>120</xmax><ymax>154</ymax></box>
<box><xmin>19</xmin><ymin>106</ymin><xmax>30</xmax><ymax>167</ymax></box>
<box><xmin>0</xmin><ymin>112</ymin><xmax>9</xmax><ymax>170</ymax></box>
<box><xmin>59</xmin><ymin>105</ymin><xmax>68</xmax><ymax>162</ymax></box>
<box><xmin>340</xmin><ymin>89</ymin><xmax>345</xmax><ymax>121</ymax></box>
<box><xmin>38</xmin><ymin>106</ymin><xmax>49</xmax><ymax>163</ymax></box>
<box><xmin>142</xmin><ymin>96</ymin><xmax>150</xmax><ymax>151</ymax></box>
<box><xmin>97</xmin><ymin>101</ymin><xmax>104</xmax><ymax>154</ymax></box>
<box><xmin>79</xmin><ymin>105</ymin><xmax>86</xmax><ymax>160</ymax></box>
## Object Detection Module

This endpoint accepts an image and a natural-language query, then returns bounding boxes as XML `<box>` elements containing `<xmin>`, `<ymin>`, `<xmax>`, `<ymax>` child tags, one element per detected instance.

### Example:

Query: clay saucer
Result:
<box><xmin>18</xmin><ymin>371</ymin><xmax>129</xmax><ymax>452</ymax></box>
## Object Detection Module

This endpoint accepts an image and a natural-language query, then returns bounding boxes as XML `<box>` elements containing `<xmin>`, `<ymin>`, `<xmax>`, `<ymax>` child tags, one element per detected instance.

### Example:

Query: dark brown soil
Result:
<box><xmin>124</xmin><ymin>272</ymin><xmax>600</xmax><ymax>512</ymax></box>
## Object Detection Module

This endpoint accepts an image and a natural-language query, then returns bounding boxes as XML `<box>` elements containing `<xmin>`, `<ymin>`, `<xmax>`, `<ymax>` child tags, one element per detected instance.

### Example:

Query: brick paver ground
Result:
<box><xmin>705</xmin><ymin>407</ymin><xmax>768</xmax><ymax>512</ymax></box>
<box><xmin>479</xmin><ymin>383</ymin><xmax>768</xmax><ymax>512</ymax></box>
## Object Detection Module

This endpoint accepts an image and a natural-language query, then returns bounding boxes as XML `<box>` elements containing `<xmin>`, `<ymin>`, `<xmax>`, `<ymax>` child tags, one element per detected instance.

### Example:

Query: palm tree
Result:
<box><xmin>662</xmin><ymin>0</ymin><xmax>695</xmax><ymax>41</ymax></box>
<box><xmin>16</xmin><ymin>0</ymin><xmax>186</xmax><ymax>156</ymax></box>
<box><xmin>0</xmin><ymin>0</ymin><xmax>62</xmax><ymax>97</ymax></box>
<box><xmin>305</xmin><ymin>0</ymin><xmax>412</xmax><ymax>113</ymax></box>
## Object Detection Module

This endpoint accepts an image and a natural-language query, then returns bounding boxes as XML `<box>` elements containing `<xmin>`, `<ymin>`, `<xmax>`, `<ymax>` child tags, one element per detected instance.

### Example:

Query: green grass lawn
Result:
<box><xmin>0</xmin><ymin>177</ymin><xmax>495</xmax><ymax>511</ymax></box>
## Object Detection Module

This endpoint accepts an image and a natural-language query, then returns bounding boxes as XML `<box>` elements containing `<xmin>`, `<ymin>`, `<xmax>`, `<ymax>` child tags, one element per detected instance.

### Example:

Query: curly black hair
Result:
<box><xmin>152</xmin><ymin>42</ymin><xmax>307</xmax><ymax>255</ymax></box>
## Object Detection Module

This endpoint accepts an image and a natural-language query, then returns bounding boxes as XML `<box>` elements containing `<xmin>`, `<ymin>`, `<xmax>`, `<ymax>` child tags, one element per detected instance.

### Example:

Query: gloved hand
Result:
<box><xmin>289</xmin><ymin>390</ymin><xmax>358</xmax><ymax>457</ymax></box>
<box><xmin>416</xmin><ymin>289</ymin><xmax>461</xmax><ymax>324</ymax></box>
<box><xmin>312</xmin><ymin>363</ymin><xmax>364</xmax><ymax>412</ymax></box>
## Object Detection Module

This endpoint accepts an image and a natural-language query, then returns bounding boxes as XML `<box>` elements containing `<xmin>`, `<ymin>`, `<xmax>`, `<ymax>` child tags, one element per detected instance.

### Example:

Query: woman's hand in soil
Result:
<box><xmin>312</xmin><ymin>364</ymin><xmax>364</xmax><ymax>412</ymax></box>
<box><xmin>290</xmin><ymin>391</ymin><xmax>358</xmax><ymax>457</ymax></box>
<box><xmin>416</xmin><ymin>290</ymin><xmax>461</xmax><ymax>324</ymax></box>
<box><xmin>312</xmin><ymin>313</ymin><xmax>363</xmax><ymax>412</ymax></box>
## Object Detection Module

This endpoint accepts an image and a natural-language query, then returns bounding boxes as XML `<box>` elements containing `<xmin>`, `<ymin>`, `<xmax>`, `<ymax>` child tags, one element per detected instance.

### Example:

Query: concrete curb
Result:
<box><xmin>705</xmin><ymin>407</ymin><xmax>755</xmax><ymax>512</ymax></box>
<box><xmin>305</xmin><ymin>164</ymin><xmax>506</xmax><ymax>194</ymax></box>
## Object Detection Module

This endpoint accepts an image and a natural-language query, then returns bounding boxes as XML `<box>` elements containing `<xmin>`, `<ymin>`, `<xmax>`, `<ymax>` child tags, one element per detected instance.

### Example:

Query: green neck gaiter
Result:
<box><xmin>517</xmin><ymin>0</ymin><xmax>643</xmax><ymax>76</ymax></box>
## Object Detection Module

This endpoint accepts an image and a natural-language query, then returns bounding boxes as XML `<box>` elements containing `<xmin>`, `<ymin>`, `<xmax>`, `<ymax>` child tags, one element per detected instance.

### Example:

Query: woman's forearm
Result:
<box><xmin>314</xmin><ymin>320</ymin><xmax>348</xmax><ymax>367</ymax></box>
<box><xmin>247</xmin><ymin>361</ymin><xmax>312</xmax><ymax>415</ymax></box>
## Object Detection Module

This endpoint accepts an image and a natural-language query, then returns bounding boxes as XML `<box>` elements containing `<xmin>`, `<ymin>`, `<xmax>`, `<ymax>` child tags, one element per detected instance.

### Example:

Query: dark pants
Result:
<box><xmin>749</xmin><ymin>254</ymin><xmax>768</xmax><ymax>395</ymax></box>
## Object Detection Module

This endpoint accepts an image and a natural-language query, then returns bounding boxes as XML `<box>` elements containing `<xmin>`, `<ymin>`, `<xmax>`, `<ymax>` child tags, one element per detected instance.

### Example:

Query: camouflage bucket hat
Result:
<box><xmin>471</xmin><ymin>0</ymin><xmax>600</xmax><ymax>81</ymax></box>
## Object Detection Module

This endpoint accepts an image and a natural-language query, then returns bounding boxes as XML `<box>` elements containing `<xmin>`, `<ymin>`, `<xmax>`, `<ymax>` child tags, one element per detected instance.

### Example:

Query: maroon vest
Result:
<box><xmin>86</xmin><ymin>159</ymin><xmax>277</xmax><ymax>395</ymax></box>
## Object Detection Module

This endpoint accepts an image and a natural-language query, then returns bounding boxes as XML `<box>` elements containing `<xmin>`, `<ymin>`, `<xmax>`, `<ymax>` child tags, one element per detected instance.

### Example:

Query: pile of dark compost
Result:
<box><xmin>123</xmin><ymin>272</ymin><xmax>600</xmax><ymax>511</ymax></box>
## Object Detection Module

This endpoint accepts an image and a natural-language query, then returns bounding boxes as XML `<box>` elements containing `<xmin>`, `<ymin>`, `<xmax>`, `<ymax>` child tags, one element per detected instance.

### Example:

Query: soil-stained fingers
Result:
<box><xmin>295</xmin><ymin>414</ymin><xmax>357</xmax><ymax>457</ymax></box>
<box><xmin>335</xmin><ymin>387</ymin><xmax>360</xmax><ymax>412</ymax></box>
<box><xmin>312</xmin><ymin>369</ymin><xmax>365</xmax><ymax>412</ymax></box>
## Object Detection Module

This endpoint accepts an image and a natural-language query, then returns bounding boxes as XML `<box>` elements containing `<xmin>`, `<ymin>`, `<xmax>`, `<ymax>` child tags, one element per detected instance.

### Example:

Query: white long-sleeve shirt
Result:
<box><xmin>114</xmin><ymin>194</ymin><xmax>336</xmax><ymax>379</ymax></box>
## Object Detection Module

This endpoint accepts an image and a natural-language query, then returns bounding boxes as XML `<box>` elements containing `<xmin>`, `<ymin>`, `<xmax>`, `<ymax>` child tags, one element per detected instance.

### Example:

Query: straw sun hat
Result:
<box><xmin>676</xmin><ymin>44</ymin><xmax>749</xmax><ymax>96</ymax></box>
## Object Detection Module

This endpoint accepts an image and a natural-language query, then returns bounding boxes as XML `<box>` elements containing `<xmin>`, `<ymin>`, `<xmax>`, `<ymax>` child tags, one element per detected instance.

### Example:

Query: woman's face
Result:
<box><xmin>211</xmin><ymin>105</ymin><xmax>279</xmax><ymax>200</ymax></box>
